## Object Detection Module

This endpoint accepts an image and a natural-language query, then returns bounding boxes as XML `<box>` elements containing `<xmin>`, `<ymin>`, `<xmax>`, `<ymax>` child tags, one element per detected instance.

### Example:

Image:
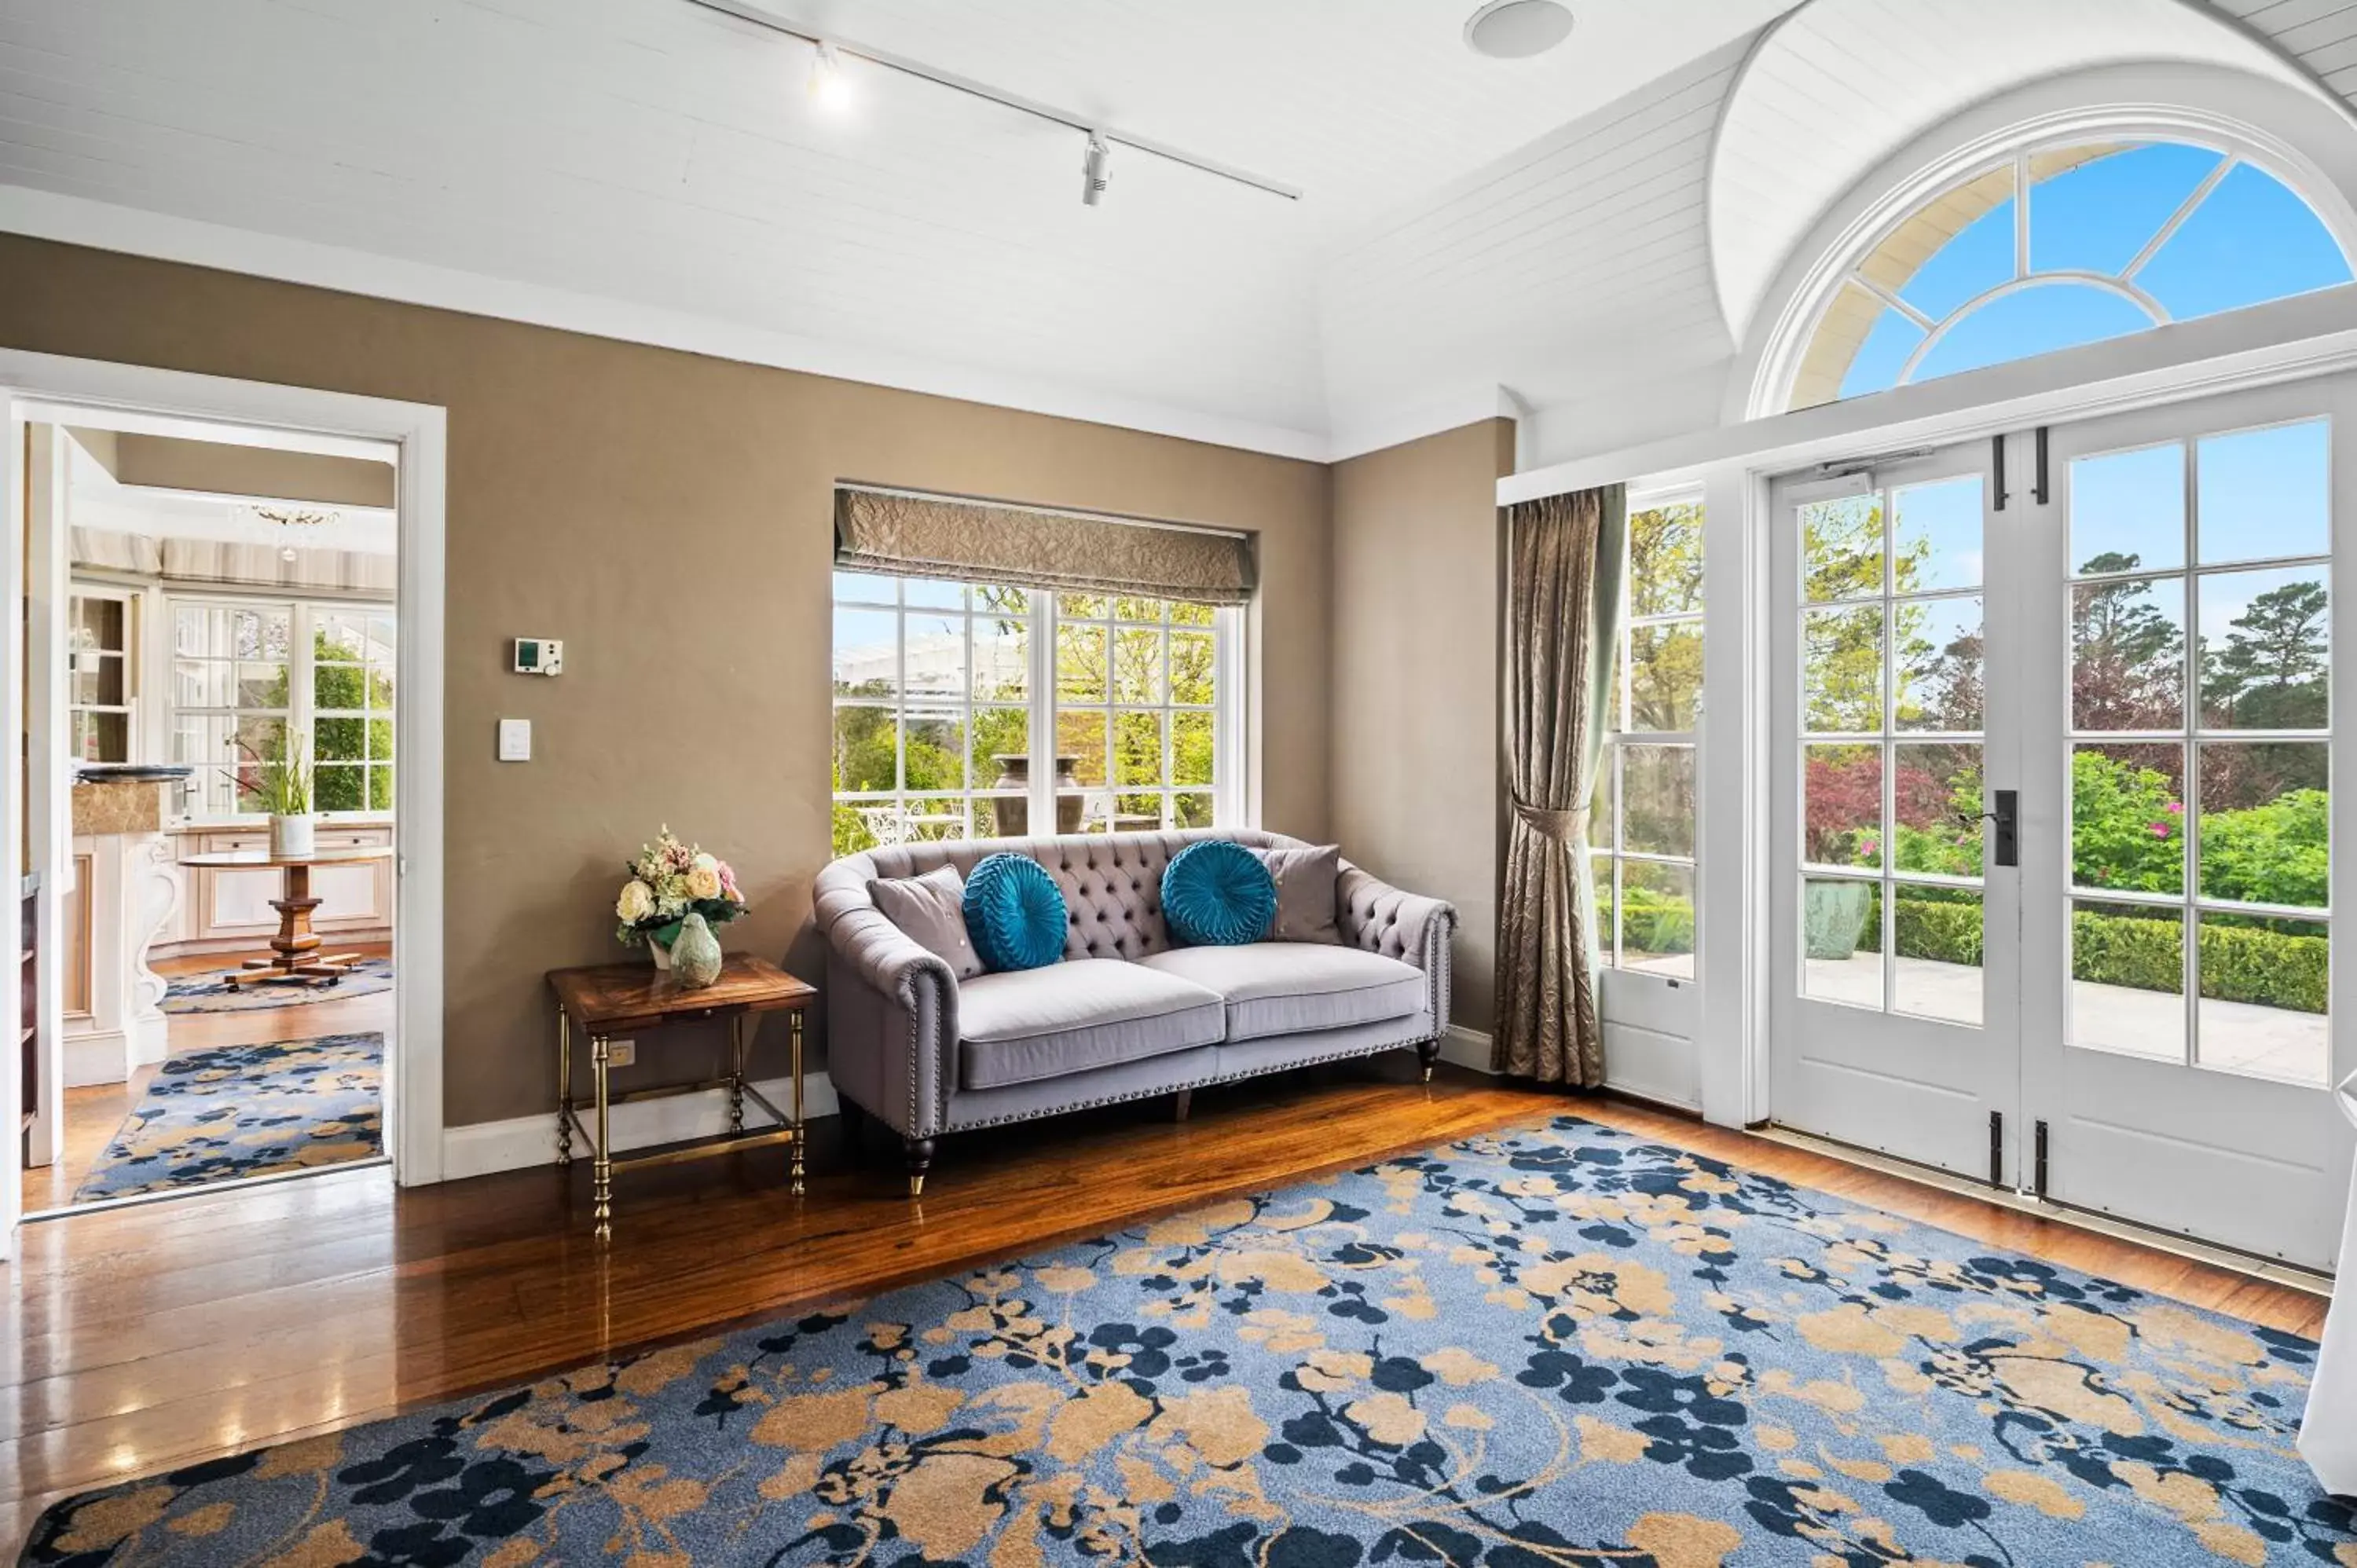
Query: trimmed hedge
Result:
<box><xmin>1651</xmin><ymin>885</ymin><xmax>2326</xmax><ymax>1013</ymax></box>
<box><xmin>1620</xmin><ymin>886</ymin><xmax>1694</xmax><ymax>956</ymax></box>
<box><xmin>2194</xmin><ymin>919</ymin><xmax>2328</xmax><ymax>1014</ymax></box>
<box><xmin>1868</xmin><ymin>893</ymin><xmax>2326</xmax><ymax>1015</ymax></box>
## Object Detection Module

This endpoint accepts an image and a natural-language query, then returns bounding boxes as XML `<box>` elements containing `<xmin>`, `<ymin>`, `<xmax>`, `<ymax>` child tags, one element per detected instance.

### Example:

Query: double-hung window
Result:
<box><xmin>830</xmin><ymin>574</ymin><xmax>1239</xmax><ymax>854</ymax></box>
<box><xmin>1589</xmin><ymin>498</ymin><xmax>1703</xmax><ymax>976</ymax></box>
<box><xmin>171</xmin><ymin>599</ymin><xmax>396</xmax><ymax>819</ymax></box>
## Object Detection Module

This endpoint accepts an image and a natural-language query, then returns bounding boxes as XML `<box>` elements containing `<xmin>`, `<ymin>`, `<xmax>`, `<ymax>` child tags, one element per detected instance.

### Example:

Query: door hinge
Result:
<box><xmin>2032</xmin><ymin>424</ymin><xmax>2050</xmax><ymax>505</ymax></box>
<box><xmin>2033</xmin><ymin>1119</ymin><xmax>2050</xmax><ymax>1200</ymax></box>
<box><xmin>1992</xmin><ymin>434</ymin><xmax>2007</xmax><ymax>512</ymax></box>
<box><xmin>1989</xmin><ymin>1110</ymin><xmax>2003</xmax><ymax>1188</ymax></box>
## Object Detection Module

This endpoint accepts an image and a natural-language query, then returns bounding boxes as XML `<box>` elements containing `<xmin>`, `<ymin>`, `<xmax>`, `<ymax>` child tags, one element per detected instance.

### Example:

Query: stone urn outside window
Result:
<box><xmin>990</xmin><ymin>755</ymin><xmax>1084</xmax><ymax>837</ymax></box>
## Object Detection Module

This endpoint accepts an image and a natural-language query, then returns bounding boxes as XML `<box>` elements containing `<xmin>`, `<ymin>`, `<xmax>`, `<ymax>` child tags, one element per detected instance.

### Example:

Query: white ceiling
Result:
<box><xmin>0</xmin><ymin>0</ymin><xmax>2348</xmax><ymax>460</ymax></box>
<box><xmin>0</xmin><ymin>0</ymin><xmax>1794</xmax><ymax>454</ymax></box>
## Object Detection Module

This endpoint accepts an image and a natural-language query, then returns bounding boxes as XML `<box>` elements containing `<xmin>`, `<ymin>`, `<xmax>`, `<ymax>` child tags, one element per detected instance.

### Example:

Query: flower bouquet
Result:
<box><xmin>614</xmin><ymin>826</ymin><xmax>746</xmax><ymax>968</ymax></box>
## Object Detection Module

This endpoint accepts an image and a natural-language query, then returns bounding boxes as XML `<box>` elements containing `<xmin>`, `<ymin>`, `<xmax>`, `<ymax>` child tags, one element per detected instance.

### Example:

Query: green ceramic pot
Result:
<box><xmin>670</xmin><ymin>911</ymin><xmax>724</xmax><ymax>988</ymax></box>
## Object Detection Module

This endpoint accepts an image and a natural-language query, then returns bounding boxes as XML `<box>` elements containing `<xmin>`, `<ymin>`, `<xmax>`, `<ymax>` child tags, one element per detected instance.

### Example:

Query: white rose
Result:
<box><xmin>692</xmin><ymin>851</ymin><xmax>719</xmax><ymax>873</ymax></box>
<box><xmin>616</xmin><ymin>880</ymin><xmax>655</xmax><ymax>922</ymax></box>
<box><xmin>687</xmin><ymin>865</ymin><xmax>724</xmax><ymax>900</ymax></box>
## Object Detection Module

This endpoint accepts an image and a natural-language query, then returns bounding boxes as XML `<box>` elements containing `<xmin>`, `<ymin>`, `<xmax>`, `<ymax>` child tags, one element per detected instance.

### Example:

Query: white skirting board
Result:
<box><xmin>440</xmin><ymin>1071</ymin><xmax>841</xmax><ymax>1182</ymax></box>
<box><xmin>1439</xmin><ymin>1021</ymin><xmax>1706</xmax><ymax>1115</ymax></box>
<box><xmin>1439</xmin><ymin>1025</ymin><xmax>1497</xmax><ymax>1072</ymax></box>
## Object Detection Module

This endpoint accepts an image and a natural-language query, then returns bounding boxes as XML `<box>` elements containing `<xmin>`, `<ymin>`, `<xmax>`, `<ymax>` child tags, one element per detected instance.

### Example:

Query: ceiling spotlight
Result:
<box><xmin>808</xmin><ymin>39</ymin><xmax>852</xmax><ymax>112</ymax></box>
<box><xmin>1463</xmin><ymin>0</ymin><xmax>1574</xmax><ymax>59</ymax></box>
<box><xmin>1081</xmin><ymin>132</ymin><xmax>1110</xmax><ymax>207</ymax></box>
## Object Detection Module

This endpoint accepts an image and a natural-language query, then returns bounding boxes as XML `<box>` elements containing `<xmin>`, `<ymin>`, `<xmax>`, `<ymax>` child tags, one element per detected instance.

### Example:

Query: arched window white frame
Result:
<box><xmin>1786</xmin><ymin>135</ymin><xmax>2352</xmax><ymax>411</ymax></box>
<box><xmin>1732</xmin><ymin>75</ymin><xmax>2357</xmax><ymax>423</ymax></box>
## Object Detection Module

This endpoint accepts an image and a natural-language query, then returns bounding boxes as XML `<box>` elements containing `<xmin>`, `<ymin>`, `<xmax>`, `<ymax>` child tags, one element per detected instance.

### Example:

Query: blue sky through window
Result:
<box><xmin>1831</xmin><ymin>144</ymin><xmax>2352</xmax><ymax>404</ymax></box>
<box><xmin>2067</xmin><ymin>421</ymin><xmax>2330</xmax><ymax>602</ymax></box>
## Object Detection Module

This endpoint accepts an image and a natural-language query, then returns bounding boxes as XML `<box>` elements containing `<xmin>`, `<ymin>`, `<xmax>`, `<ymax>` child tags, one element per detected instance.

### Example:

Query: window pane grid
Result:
<box><xmin>2065</xmin><ymin>422</ymin><xmax>2330</xmax><ymax>1081</ymax></box>
<box><xmin>834</xmin><ymin>577</ymin><xmax>1225</xmax><ymax>850</ymax></box>
<box><xmin>1798</xmin><ymin>481</ymin><xmax>1986</xmax><ymax>1023</ymax></box>
<box><xmin>1600</xmin><ymin>500</ymin><xmax>1703</xmax><ymax>976</ymax></box>
<box><xmin>1799</xmin><ymin>144</ymin><xmax>2352</xmax><ymax>408</ymax></box>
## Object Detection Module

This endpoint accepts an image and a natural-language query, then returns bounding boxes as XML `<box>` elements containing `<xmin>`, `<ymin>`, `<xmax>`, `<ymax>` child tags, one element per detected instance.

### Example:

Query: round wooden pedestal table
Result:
<box><xmin>177</xmin><ymin>844</ymin><xmax>396</xmax><ymax>987</ymax></box>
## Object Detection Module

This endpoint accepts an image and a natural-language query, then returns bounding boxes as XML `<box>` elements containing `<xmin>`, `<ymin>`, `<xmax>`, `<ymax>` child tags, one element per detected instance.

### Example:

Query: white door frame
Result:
<box><xmin>0</xmin><ymin>350</ymin><xmax>446</xmax><ymax>1259</ymax></box>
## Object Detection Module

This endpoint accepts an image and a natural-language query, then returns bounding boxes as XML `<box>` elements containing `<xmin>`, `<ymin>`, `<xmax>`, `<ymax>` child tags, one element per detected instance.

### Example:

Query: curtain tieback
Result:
<box><xmin>1511</xmin><ymin>798</ymin><xmax>1588</xmax><ymax>844</ymax></box>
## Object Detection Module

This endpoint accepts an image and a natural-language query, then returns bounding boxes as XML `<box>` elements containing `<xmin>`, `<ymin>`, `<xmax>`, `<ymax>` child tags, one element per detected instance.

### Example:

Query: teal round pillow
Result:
<box><xmin>1162</xmin><ymin>841</ymin><xmax>1276</xmax><ymax>947</ymax></box>
<box><xmin>962</xmin><ymin>853</ymin><xmax>1068</xmax><ymax>972</ymax></box>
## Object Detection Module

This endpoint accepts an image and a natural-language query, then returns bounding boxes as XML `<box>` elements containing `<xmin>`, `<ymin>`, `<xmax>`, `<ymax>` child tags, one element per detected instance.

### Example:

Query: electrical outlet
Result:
<box><xmin>607</xmin><ymin>1039</ymin><xmax>635</xmax><ymax>1068</ymax></box>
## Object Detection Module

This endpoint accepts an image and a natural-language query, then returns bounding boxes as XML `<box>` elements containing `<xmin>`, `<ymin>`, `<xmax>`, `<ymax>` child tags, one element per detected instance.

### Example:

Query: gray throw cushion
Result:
<box><xmin>868</xmin><ymin>864</ymin><xmax>983</xmax><ymax>981</ymax></box>
<box><xmin>1138</xmin><ymin>942</ymin><xmax>1424</xmax><ymax>1042</ymax></box>
<box><xmin>1253</xmin><ymin>844</ymin><xmax>1341</xmax><ymax>943</ymax></box>
<box><xmin>958</xmin><ymin>959</ymin><xmax>1226</xmax><ymax>1090</ymax></box>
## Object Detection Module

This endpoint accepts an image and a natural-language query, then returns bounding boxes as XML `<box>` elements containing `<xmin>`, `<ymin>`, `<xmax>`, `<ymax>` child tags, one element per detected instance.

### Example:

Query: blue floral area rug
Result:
<box><xmin>161</xmin><ymin>955</ymin><xmax>394</xmax><ymax>1013</ymax></box>
<box><xmin>70</xmin><ymin>1033</ymin><xmax>383</xmax><ymax>1204</ymax></box>
<box><xmin>26</xmin><ymin>1114</ymin><xmax>2357</xmax><ymax>1565</ymax></box>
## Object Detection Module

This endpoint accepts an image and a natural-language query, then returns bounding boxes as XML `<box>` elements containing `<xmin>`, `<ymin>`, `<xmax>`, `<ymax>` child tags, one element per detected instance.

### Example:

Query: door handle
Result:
<box><xmin>1956</xmin><ymin>789</ymin><xmax>2019</xmax><ymax>867</ymax></box>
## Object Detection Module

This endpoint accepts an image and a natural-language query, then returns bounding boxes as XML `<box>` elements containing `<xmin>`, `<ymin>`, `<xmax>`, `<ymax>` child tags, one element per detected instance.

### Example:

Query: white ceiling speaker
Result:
<box><xmin>1463</xmin><ymin>0</ymin><xmax>1575</xmax><ymax>59</ymax></box>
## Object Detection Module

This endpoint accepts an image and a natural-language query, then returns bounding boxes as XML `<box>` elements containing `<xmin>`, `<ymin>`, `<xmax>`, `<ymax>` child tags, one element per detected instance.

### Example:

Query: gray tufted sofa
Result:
<box><xmin>813</xmin><ymin>829</ymin><xmax>1454</xmax><ymax>1193</ymax></box>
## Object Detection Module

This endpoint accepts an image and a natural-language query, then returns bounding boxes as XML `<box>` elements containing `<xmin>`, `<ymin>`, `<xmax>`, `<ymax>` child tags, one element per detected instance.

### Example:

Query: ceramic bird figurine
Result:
<box><xmin>671</xmin><ymin>911</ymin><xmax>724</xmax><ymax>989</ymax></box>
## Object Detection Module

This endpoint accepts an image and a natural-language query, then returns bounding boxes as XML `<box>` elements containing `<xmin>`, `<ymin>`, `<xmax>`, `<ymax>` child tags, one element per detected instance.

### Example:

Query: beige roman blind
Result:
<box><xmin>834</xmin><ymin>487</ymin><xmax>1255</xmax><ymax>606</ymax></box>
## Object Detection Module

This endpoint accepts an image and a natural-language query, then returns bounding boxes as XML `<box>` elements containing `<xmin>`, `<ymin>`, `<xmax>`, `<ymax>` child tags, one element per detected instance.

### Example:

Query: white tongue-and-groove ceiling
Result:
<box><xmin>0</xmin><ymin>0</ymin><xmax>2348</xmax><ymax>461</ymax></box>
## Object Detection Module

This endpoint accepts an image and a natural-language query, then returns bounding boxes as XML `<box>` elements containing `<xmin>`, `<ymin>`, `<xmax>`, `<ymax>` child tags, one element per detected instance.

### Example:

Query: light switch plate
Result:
<box><xmin>513</xmin><ymin>637</ymin><xmax>564</xmax><ymax>676</ymax></box>
<box><xmin>497</xmin><ymin>718</ymin><xmax>532</xmax><ymax>762</ymax></box>
<box><xmin>607</xmin><ymin>1039</ymin><xmax>635</xmax><ymax>1068</ymax></box>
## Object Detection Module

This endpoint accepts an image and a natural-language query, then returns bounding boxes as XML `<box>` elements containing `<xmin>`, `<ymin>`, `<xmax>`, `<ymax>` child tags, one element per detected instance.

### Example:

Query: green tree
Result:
<box><xmin>2072</xmin><ymin>551</ymin><xmax>2183</xmax><ymax>728</ymax></box>
<box><xmin>2203</xmin><ymin>579</ymin><xmax>2327</xmax><ymax>729</ymax></box>
<box><xmin>250</xmin><ymin>628</ymin><xmax>394</xmax><ymax>812</ymax></box>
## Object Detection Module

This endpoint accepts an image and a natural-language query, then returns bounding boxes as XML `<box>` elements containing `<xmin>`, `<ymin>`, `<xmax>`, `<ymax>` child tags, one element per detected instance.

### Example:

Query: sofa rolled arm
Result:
<box><xmin>1336</xmin><ymin>866</ymin><xmax>1456</xmax><ymax>1039</ymax></box>
<box><xmin>817</xmin><ymin>897</ymin><xmax>959</xmax><ymax>1141</ymax></box>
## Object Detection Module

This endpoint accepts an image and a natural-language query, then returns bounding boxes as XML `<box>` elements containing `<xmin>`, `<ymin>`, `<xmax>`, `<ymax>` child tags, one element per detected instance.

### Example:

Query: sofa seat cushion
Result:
<box><xmin>1138</xmin><ymin>943</ymin><xmax>1426</xmax><ymax>1043</ymax></box>
<box><xmin>958</xmin><ymin>959</ymin><xmax>1226</xmax><ymax>1090</ymax></box>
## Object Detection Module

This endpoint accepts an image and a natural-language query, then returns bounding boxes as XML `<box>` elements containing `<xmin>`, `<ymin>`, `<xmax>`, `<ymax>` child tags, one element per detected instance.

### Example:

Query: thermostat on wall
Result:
<box><xmin>513</xmin><ymin>637</ymin><xmax>563</xmax><ymax>676</ymax></box>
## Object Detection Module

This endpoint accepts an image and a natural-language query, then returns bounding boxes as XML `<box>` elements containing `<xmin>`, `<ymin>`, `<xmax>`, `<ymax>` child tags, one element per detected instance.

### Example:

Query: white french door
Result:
<box><xmin>2021</xmin><ymin>378</ymin><xmax>2356</xmax><ymax>1269</ymax></box>
<box><xmin>1770</xmin><ymin>445</ymin><xmax>2023</xmax><ymax>1185</ymax></box>
<box><xmin>1772</xmin><ymin>375</ymin><xmax>2357</xmax><ymax>1271</ymax></box>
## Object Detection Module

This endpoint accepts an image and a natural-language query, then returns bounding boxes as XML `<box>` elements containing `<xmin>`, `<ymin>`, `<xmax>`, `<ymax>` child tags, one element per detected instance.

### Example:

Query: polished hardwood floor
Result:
<box><xmin>18</xmin><ymin>947</ymin><xmax>394</xmax><ymax>1215</ymax></box>
<box><xmin>0</xmin><ymin>1057</ymin><xmax>2328</xmax><ymax>1554</ymax></box>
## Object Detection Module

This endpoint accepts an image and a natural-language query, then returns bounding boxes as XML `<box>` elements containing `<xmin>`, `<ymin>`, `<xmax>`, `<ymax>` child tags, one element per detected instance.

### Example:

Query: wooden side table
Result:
<box><xmin>547</xmin><ymin>954</ymin><xmax>818</xmax><ymax>1237</ymax></box>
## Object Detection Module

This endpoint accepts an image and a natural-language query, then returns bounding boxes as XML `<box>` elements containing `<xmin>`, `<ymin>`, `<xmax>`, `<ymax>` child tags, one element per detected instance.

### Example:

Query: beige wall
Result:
<box><xmin>0</xmin><ymin>236</ymin><xmax>1332</xmax><ymax>1127</ymax></box>
<box><xmin>1329</xmin><ymin>419</ymin><xmax>1515</xmax><ymax>1035</ymax></box>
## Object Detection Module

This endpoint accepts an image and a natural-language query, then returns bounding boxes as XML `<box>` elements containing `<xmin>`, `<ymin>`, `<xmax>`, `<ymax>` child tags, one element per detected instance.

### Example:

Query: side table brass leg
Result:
<box><xmin>555</xmin><ymin>1008</ymin><xmax>573</xmax><ymax>1166</ymax></box>
<box><xmin>729</xmin><ymin>1014</ymin><xmax>746</xmax><ymax>1135</ymax></box>
<box><xmin>790</xmin><ymin>1010</ymin><xmax>805</xmax><ymax>1195</ymax></box>
<box><xmin>592</xmin><ymin>1035</ymin><xmax>613</xmax><ymax>1238</ymax></box>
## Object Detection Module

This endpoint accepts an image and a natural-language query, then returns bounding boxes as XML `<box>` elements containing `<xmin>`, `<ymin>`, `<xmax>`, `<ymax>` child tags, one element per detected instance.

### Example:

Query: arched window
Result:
<box><xmin>1787</xmin><ymin>141</ymin><xmax>2354</xmax><ymax>410</ymax></box>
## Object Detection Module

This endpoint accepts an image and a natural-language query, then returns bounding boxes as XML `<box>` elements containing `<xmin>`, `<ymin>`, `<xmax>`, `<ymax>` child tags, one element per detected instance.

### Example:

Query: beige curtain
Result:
<box><xmin>1495</xmin><ymin>483</ymin><xmax>1626</xmax><ymax>1087</ymax></box>
<box><xmin>836</xmin><ymin>487</ymin><xmax>1254</xmax><ymax>605</ymax></box>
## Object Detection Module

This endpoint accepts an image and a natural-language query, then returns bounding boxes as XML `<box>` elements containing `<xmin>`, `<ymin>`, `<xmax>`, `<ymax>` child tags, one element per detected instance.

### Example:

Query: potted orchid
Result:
<box><xmin>614</xmin><ymin>826</ymin><xmax>748</xmax><ymax>969</ymax></box>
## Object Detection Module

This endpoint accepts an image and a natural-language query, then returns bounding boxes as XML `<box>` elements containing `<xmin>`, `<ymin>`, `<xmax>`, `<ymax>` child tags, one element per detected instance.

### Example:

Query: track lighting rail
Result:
<box><xmin>684</xmin><ymin>0</ymin><xmax>1303</xmax><ymax>203</ymax></box>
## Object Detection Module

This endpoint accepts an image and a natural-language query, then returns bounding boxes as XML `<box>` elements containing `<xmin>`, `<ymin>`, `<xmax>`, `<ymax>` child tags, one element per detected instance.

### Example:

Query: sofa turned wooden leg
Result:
<box><xmin>904</xmin><ymin>1137</ymin><xmax>936</xmax><ymax>1199</ymax></box>
<box><xmin>1417</xmin><ymin>1039</ymin><xmax>1440</xmax><ymax>1083</ymax></box>
<box><xmin>1173</xmin><ymin>1089</ymin><xmax>1193</xmax><ymax>1123</ymax></box>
